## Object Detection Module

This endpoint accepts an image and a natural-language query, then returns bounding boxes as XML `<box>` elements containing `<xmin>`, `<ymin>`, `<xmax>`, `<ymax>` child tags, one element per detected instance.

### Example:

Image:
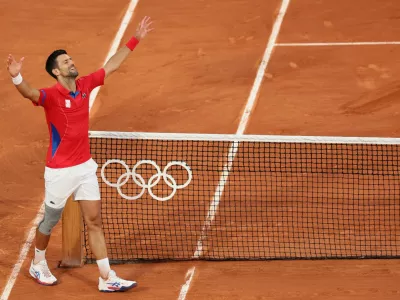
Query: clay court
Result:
<box><xmin>2</xmin><ymin>0</ymin><xmax>400</xmax><ymax>299</ymax></box>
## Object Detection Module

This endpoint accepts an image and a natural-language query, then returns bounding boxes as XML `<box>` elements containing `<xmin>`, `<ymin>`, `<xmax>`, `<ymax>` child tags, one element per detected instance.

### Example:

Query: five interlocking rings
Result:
<box><xmin>100</xmin><ymin>159</ymin><xmax>192</xmax><ymax>201</ymax></box>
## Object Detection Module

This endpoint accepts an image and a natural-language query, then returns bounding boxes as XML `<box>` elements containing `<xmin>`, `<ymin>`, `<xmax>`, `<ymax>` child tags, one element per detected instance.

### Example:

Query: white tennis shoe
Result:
<box><xmin>29</xmin><ymin>260</ymin><xmax>58</xmax><ymax>286</ymax></box>
<box><xmin>98</xmin><ymin>270</ymin><xmax>137</xmax><ymax>292</ymax></box>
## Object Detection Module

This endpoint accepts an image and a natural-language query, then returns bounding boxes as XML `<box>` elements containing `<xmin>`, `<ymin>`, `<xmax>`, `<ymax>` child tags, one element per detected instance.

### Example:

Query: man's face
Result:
<box><xmin>53</xmin><ymin>54</ymin><xmax>79</xmax><ymax>79</ymax></box>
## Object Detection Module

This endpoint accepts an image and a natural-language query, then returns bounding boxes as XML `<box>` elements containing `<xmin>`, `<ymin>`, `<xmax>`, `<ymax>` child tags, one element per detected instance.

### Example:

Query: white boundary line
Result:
<box><xmin>0</xmin><ymin>202</ymin><xmax>44</xmax><ymax>300</ymax></box>
<box><xmin>177</xmin><ymin>267</ymin><xmax>196</xmax><ymax>300</ymax></box>
<box><xmin>0</xmin><ymin>1</ymin><xmax>139</xmax><ymax>299</ymax></box>
<box><xmin>192</xmin><ymin>0</ymin><xmax>291</xmax><ymax>259</ymax></box>
<box><xmin>89</xmin><ymin>0</ymin><xmax>139</xmax><ymax>110</ymax></box>
<box><xmin>179</xmin><ymin>1</ymin><xmax>290</xmax><ymax>296</ymax></box>
<box><xmin>276</xmin><ymin>41</ymin><xmax>400</xmax><ymax>47</ymax></box>
<box><xmin>236</xmin><ymin>0</ymin><xmax>290</xmax><ymax>135</ymax></box>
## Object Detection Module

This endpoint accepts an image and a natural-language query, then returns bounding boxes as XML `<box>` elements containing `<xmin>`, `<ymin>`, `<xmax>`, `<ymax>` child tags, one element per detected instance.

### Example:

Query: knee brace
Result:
<box><xmin>37</xmin><ymin>204</ymin><xmax>63</xmax><ymax>235</ymax></box>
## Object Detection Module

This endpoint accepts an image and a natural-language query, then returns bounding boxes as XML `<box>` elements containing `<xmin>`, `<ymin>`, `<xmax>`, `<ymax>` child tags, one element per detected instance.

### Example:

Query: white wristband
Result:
<box><xmin>12</xmin><ymin>73</ymin><xmax>23</xmax><ymax>85</ymax></box>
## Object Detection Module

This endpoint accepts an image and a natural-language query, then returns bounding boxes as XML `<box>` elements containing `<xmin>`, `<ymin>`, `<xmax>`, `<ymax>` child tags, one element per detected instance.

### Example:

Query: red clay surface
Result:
<box><xmin>1</xmin><ymin>0</ymin><xmax>400</xmax><ymax>299</ymax></box>
<box><xmin>278</xmin><ymin>0</ymin><xmax>400</xmax><ymax>43</ymax></box>
<box><xmin>246</xmin><ymin>46</ymin><xmax>400</xmax><ymax>136</ymax></box>
<box><xmin>90</xmin><ymin>0</ymin><xmax>281</xmax><ymax>133</ymax></box>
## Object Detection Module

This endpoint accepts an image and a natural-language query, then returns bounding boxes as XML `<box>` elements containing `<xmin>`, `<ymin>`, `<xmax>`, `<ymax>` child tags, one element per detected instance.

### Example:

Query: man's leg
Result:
<box><xmin>30</xmin><ymin>164</ymin><xmax>75</xmax><ymax>286</ymax></box>
<box><xmin>34</xmin><ymin>204</ymin><xmax>64</xmax><ymax>263</ymax></box>
<box><xmin>30</xmin><ymin>204</ymin><xmax>63</xmax><ymax>285</ymax></box>
<box><xmin>76</xmin><ymin>158</ymin><xmax>137</xmax><ymax>292</ymax></box>
<box><xmin>35</xmin><ymin>230</ymin><xmax>50</xmax><ymax>252</ymax></box>
<box><xmin>34</xmin><ymin>231</ymin><xmax>50</xmax><ymax>264</ymax></box>
<box><xmin>78</xmin><ymin>199</ymin><xmax>137</xmax><ymax>292</ymax></box>
<box><xmin>78</xmin><ymin>200</ymin><xmax>109</xmax><ymax>277</ymax></box>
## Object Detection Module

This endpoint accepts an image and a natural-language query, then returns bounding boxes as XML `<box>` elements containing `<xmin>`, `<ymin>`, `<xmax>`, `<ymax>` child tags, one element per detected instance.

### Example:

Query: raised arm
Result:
<box><xmin>6</xmin><ymin>55</ymin><xmax>40</xmax><ymax>103</ymax></box>
<box><xmin>103</xmin><ymin>16</ymin><xmax>153</xmax><ymax>79</ymax></box>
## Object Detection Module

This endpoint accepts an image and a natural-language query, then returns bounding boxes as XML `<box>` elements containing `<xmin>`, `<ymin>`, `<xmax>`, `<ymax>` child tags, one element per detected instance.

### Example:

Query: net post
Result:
<box><xmin>60</xmin><ymin>195</ymin><xmax>84</xmax><ymax>267</ymax></box>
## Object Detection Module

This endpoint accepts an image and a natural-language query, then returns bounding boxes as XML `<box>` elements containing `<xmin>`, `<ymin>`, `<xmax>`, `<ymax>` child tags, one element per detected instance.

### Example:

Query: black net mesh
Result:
<box><xmin>84</xmin><ymin>136</ymin><xmax>400</xmax><ymax>263</ymax></box>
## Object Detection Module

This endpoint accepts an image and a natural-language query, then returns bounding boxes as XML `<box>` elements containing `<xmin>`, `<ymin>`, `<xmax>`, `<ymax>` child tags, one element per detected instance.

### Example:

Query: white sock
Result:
<box><xmin>97</xmin><ymin>258</ymin><xmax>111</xmax><ymax>279</ymax></box>
<box><xmin>34</xmin><ymin>247</ymin><xmax>46</xmax><ymax>264</ymax></box>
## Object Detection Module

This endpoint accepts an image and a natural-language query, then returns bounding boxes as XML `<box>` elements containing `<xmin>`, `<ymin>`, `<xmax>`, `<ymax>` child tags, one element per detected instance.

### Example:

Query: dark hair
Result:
<box><xmin>45</xmin><ymin>49</ymin><xmax>67</xmax><ymax>79</ymax></box>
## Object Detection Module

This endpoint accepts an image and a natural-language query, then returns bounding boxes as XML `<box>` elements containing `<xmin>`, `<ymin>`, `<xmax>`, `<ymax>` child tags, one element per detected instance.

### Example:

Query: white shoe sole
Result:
<box><xmin>99</xmin><ymin>282</ymin><xmax>137</xmax><ymax>293</ymax></box>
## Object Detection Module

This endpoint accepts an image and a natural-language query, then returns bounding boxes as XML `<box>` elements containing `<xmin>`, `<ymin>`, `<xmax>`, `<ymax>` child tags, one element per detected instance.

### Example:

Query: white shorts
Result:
<box><xmin>44</xmin><ymin>158</ymin><xmax>100</xmax><ymax>209</ymax></box>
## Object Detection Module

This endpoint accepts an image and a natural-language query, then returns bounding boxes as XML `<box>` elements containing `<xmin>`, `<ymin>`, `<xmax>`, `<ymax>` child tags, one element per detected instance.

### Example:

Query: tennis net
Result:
<box><xmin>84</xmin><ymin>131</ymin><xmax>400</xmax><ymax>263</ymax></box>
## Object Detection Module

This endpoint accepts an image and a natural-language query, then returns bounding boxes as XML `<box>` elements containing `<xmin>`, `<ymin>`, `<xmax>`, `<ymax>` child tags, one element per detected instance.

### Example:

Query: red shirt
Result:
<box><xmin>34</xmin><ymin>68</ymin><xmax>105</xmax><ymax>168</ymax></box>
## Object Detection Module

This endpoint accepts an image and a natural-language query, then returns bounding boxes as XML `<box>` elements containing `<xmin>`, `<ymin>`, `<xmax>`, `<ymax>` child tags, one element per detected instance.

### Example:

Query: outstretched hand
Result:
<box><xmin>135</xmin><ymin>16</ymin><xmax>153</xmax><ymax>40</ymax></box>
<box><xmin>6</xmin><ymin>54</ymin><xmax>24</xmax><ymax>77</ymax></box>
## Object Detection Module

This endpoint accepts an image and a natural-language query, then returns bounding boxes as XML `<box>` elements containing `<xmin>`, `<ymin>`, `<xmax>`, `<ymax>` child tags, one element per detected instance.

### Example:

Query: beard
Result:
<box><xmin>67</xmin><ymin>66</ymin><xmax>79</xmax><ymax>78</ymax></box>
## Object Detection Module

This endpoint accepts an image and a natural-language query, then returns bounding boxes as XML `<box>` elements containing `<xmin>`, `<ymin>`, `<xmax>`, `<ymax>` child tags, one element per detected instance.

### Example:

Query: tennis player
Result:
<box><xmin>6</xmin><ymin>16</ymin><xmax>153</xmax><ymax>292</ymax></box>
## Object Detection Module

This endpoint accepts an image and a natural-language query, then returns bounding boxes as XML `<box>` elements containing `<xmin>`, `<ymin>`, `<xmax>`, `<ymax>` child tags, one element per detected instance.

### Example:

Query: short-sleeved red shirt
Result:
<box><xmin>34</xmin><ymin>68</ymin><xmax>105</xmax><ymax>168</ymax></box>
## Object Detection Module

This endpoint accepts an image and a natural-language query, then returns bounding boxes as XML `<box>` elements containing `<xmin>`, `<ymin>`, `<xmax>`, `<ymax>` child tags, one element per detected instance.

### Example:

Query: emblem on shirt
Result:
<box><xmin>65</xmin><ymin>99</ymin><xmax>71</xmax><ymax>108</ymax></box>
<box><xmin>82</xmin><ymin>93</ymin><xmax>87</xmax><ymax>99</ymax></box>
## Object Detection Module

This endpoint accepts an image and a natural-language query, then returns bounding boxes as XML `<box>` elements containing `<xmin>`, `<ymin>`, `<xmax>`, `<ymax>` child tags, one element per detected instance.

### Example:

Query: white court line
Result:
<box><xmin>177</xmin><ymin>267</ymin><xmax>196</xmax><ymax>300</ymax></box>
<box><xmin>276</xmin><ymin>41</ymin><xmax>400</xmax><ymax>47</ymax></box>
<box><xmin>89</xmin><ymin>0</ymin><xmax>139</xmax><ymax>110</ymax></box>
<box><xmin>0</xmin><ymin>203</ymin><xmax>44</xmax><ymax>300</ymax></box>
<box><xmin>192</xmin><ymin>0</ymin><xmax>291</xmax><ymax>259</ymax></box>
<box><xmin>0</xmin><ymin>1</ymin><xmax>139</xmax><ymax>299</ymax></box>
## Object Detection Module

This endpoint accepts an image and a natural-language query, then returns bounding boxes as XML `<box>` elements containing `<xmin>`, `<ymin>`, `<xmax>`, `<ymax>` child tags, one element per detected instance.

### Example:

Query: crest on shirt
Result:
<box><xmin>82</xmin><ymin>93</ymin><xmax>87</xmax><ymax>99</ymax></box>
<box><xmin>65</xmin><ymin>99</ymin><xmax>71</xmax><ymax>108</ymax></box>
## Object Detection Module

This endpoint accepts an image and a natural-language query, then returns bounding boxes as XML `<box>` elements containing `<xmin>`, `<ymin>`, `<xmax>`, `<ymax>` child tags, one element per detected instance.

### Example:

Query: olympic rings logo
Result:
<box><xmin>100</xmin><ymin>159</ymin><xmax>192</xmax><ymax>201</ymax></box>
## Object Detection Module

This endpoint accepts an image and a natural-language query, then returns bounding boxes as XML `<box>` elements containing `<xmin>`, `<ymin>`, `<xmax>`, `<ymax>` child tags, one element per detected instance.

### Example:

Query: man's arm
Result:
<box><xmin>103</xmin><ymin>46</ymin><xmax>132</xmax><ymax>79</ymax></box>
<box><xmin>6</xmin><ymin>54</ymin><xmax>40</xmax><ymax>103</ymax></box>
<box><xmin>14</xmin><ymin>80</ymin><xmax>40</xmax><ymax>103</ymax></box>
<box><xmin>103</xmin><ymin>16</ymin><xmax>153</xmax><ymax>79</ymax></box>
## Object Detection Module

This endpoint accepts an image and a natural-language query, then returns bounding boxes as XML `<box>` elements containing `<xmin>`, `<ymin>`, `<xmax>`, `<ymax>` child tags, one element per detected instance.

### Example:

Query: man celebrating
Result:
<box><xmin>6</xmin><ymin>16</ymin><xmax>153</xmax><ymax>292</ymax></box>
